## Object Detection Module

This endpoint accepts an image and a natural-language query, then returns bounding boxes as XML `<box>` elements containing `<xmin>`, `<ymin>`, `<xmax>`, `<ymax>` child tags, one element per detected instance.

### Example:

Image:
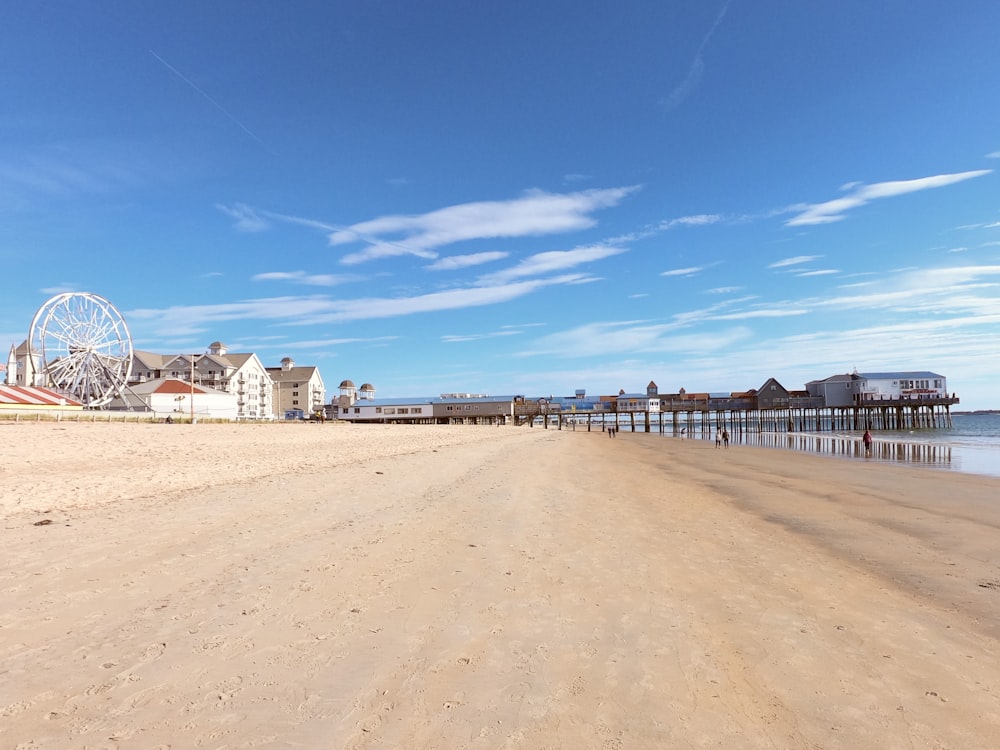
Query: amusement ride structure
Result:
<box><xmin>26</xmin><ymin>292</ymin><xmax>134</xmax><ymax>408</ymax></box>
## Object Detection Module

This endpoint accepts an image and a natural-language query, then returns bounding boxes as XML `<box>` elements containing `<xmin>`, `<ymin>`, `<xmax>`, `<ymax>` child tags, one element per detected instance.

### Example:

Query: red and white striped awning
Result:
<box><xmin>0</xmin><ymin>385</ymin><xmax>82</xmax><ymax>406</ymax></box>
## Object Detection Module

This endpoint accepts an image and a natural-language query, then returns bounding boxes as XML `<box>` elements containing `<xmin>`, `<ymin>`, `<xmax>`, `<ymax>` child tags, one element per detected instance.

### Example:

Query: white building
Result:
<box><xmin>130</xmin><ymin>342</ymin><xmax>274</xmax><ymax>420</ymax></box>
<box><xmin>855</xmin><ymin>371</ymin><xmax>949</xmax><ymax>401</ymax></box>
<box><xmin>806</xmin><ymin>370</ymin><xmax>949</xmax><ymax>406</ymax></box>
<box><xmin>109</xmin><ymin>378</ymin><xmax>238</xmax><ymax>420</ymax></box>
<box><xmin>331</xmin><ymin>379</ymin><xmax>376</xmax><ymax>419</ymax></box>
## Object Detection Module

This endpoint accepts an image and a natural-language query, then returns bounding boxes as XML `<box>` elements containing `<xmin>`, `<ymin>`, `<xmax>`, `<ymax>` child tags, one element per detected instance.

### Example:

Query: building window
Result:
<box><xmin>398</xmin><ymin>408</ymin><xmax>409</xmax><ymax>414</ymax></box>
<box><xmin>292</xmin><ymin>399</ymin><xmax>298</xmax><ymax>405</ymax></box>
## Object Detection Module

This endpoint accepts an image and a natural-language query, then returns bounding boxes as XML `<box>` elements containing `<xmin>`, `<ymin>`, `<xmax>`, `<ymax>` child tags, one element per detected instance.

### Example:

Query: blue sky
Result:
<box><xmin>3</xmin><ymin>2</ymin><xmax>1000</xmax><ymax>408</ymax></box>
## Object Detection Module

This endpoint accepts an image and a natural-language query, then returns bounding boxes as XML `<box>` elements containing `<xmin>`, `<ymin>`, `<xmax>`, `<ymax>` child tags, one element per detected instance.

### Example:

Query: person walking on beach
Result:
<box><xmin>863</xmin><ymin>428</ymin><xmax>873</xmax><ymax>455</ymax></box>
<box><xmin>722</xmin><ymin>428</ymin><xmax>729</xmax><ymax>448</ymax></box>
<box><xmin>715</xmin><ymin>429</ymin><xmax>722</xmax><ymax>448</ymax></box>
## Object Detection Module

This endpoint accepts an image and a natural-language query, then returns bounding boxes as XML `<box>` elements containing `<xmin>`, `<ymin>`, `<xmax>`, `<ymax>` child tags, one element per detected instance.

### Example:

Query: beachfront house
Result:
<box><xmin>108</xmin><ymin>378</ymin><xmax>238</xmax><ymax>420</ymax></box>
<box><xmin>130</xmin><ymin>342</ymin><xmax>274</xmax><ymax>420</ymax></box>
<box><xmin>266</xmin><ymin>357</ymin><xmax>326</xmax><ymax>419</ymax></box>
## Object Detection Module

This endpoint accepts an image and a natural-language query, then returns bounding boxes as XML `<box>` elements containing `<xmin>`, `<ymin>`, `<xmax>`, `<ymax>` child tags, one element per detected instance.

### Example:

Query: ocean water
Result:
<box><xmin>595</xmin><ymin>412</ymin><xmax>1000</xmax><ymax>478</ymax></box>
<box><xmin>730</xmin><ymin>413</ymin><xmax>1000</xmax><ymax>478</ymax></box>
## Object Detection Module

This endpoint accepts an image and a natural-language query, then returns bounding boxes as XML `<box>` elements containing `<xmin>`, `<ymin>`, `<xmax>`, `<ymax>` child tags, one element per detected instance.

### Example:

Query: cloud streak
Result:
<box><xmin>786</xmin><ymin>170</ymin><xmax>992</xmax><ymax>226</ymax></box>
<box><xmin>476</xmin><ymin>245</ymin><xmax>626</xmax><ymax>285</ymax></box>
<box><xmin>329</xmin><ymin>186</ymin><xmax>639</xmax><ymax>264</ymax></box>
<box><xmin>425</xmin><ymin>252</ymin><xmax>509</xmax><ymax>271</ymax></box>
<box><xmin>661</xmin><ymin>2</ymin><xmax>731</xmax><ymax>112</ymax></box>
<box><xmin>127</xmin><ymin>273</ymin><xmax>594</xmax><ymax>335</ymax></box>
<box><xmin>252</xmin><ymin>271</ymin><xmax>360</xmax><ymax>286</ymax></box>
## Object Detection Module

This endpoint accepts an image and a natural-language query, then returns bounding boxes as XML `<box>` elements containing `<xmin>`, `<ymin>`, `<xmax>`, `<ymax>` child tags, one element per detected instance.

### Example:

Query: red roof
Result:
<box><xmin>152</xmin><ymin>379</ymin><xmax>215</xmax><ymax>395</ymax></box>
<box><xmin>0</xmin><ymin>385</ymin><xmax>83</xmax><ymax>406</ymax></box>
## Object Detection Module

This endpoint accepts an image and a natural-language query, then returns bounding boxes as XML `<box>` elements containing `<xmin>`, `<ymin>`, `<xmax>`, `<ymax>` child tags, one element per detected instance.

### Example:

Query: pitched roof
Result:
<box><xmin>127</xmin><ymin>378</ymin><xmax>221</xmax><ymax>396</ymax></box>
<box><xmin>0</xmin><ymin>385</ymin><xmax>82</xmax><ymax>406</ymax></box>
<box><xmin>266</xmin><ymin>365</ymin><xmax>319</xmax><ymax>382</ymax></box>
<box><xmin>858</xmin><ymin>371</ymin><xmax>944</xmax><ymax>380</ymax></box>
<box><xmin>805</xmin><ymin>373</ymin><xmax>857</xmax><ymax>385</ymax></box>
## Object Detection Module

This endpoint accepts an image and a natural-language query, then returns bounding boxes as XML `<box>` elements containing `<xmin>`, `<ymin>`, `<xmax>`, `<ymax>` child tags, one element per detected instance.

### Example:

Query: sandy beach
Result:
<box><xmin>2</xmin><ymin>421</ymin><xmax>999</xmax><ymax>749</ymax></box>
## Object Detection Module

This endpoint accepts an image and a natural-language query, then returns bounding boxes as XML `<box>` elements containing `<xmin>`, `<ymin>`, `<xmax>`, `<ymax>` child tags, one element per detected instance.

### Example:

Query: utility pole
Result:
<box><xmin>190</xmin><ymin>354</ymin><xmax>195</xmax><ymax>423</ymax></box>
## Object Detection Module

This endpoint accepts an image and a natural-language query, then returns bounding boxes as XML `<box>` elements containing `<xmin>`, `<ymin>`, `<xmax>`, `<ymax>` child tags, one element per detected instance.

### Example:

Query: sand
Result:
<box><xmin>1</xmin><ymin>421</ymin><xmax>999</xmax><ymax>749</ymax></box>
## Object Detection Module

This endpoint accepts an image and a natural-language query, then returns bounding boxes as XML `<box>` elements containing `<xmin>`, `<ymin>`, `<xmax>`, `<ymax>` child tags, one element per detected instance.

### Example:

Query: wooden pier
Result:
<box><xmin>515</xmin><ymin>396</ymin><xmax>959</xmax><ymax>435</ymax></box>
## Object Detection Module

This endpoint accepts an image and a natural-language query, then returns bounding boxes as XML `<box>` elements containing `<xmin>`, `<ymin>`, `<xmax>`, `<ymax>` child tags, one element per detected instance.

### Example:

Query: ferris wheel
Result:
<box><xmin>27</xmin><ymin>292</ymin><xmax>134</xmax><ymax>407</ymax></box>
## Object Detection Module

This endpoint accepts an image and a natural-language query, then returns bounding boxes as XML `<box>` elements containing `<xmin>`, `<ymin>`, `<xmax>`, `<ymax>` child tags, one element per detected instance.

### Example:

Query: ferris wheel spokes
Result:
<box><xmin>28</xmin><ymin>292</ymin><xmax>134</xmax><ymax>407</ymax></box>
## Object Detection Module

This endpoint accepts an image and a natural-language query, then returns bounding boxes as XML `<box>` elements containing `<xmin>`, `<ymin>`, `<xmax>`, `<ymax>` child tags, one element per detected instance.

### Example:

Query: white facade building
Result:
<box><xmin>130</xmin><ymin>342</ymin><xmax>274</xmax><ymax>420</ymax></box>
<box><xmin>109</xmin><ymin>378</ymin><xmax>238</xmax><ymax>420</ymax></box>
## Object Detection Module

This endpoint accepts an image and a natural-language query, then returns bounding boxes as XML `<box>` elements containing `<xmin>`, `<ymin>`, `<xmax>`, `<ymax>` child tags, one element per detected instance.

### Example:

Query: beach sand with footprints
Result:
<box><xmin>2</xmin><ymin>421</ymin><xmax>1000</xmax><ymax>748</ymax></box>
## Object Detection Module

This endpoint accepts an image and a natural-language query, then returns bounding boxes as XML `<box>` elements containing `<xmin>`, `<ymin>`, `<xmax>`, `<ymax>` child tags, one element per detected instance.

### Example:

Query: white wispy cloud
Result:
<box><xmin>661</xmin><ymin>266</ymin><xmax>703</xmax><ymax>277</ymax></box>
<box><xmin>329</xmin><ymin>186</ymin><xmax>639</xmax><ymax>264</ymax></box>
<box><xmin>786</xmin><ymin>169</ymin><xmax>992</xmax><ymax>226</ymax></box>
<box><xmin>425</xmin><ymin>251</ymin><xmax>509</xmax><ymax>271</ymax></box>
<box><xmin>658</xmin><ymin>214</ymin><xmax>721</xmax><ymax>229</ymax></box>
<box><xmin>769</xmin><ymin>255</ymin><xmax>821</xmax><ymax>268</ymax></box>
<box><xmin>608</xmin><ymin>213</ymin><xmax>722</xmax><ymax>244</ymax></box>
<box><xmin>706</xmin><ymin>286</ymin><xmax>743</xmax><ymax>294</ymax></box>
<box><xmin>477</xmin><ymin>245</ymin><xmax>626</xmax><ymax>284</ymax></box>
<box><xmin>518</xmin><ymin>319</ymin><xmax>753</xmax><ymax>359</ymax></box>
<box><xmin>252</xmin><ymin>271</ymin><xmax>358</xmax><ymax>286</ymax></box>
<box><xmin>127</xmin><ymin>275</ymin><xmax>592</xmax><ymax>335</ymax></box>
<box><xmin>441</xmin><ymin>330</ymin><xmax>523</xmax><ymax>343</ymax></box>
<box><xmin>661</xmin><ymin>1</ymin><xmax>731</xmax><ymax>112</ymax></box>
<box><xmin>270</xmin><ymin>336</ymin><xmax>397</xmax><ymax>349</ymax></box>
<box><xmin>39</xmin><ymin>283</ymin><xmax>78</xmax><ymax>295</ymax></box>
<box><xmin>0</xmin><ymin>152</ymin><xmax>140</xmax><ymax>200</ymax></box>
<box><xmin>217</xmin><ymin>203</ymin><xmax>270</xmax><ymax>232</ymax></box>
<box><xmin>795</xmin><ymin>269</ymin><xmax>840</xmax><ymax>277</ymax></box>
<box><xmin>709</xmin><ymin>308</ymin><xmax>810</xmax><ymax>320</ymax></box>
<box><xmin>987</xmin><ymin>151</ymin><xmax>1000</xmax><ymax>159</ymax></box>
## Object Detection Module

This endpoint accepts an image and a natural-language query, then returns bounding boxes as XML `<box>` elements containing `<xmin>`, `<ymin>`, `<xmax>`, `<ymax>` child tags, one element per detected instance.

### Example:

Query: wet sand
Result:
<box><xmin>2</xmin><ymin>422</ymin><xmax>999</xmax><ymax>748</ymax></box>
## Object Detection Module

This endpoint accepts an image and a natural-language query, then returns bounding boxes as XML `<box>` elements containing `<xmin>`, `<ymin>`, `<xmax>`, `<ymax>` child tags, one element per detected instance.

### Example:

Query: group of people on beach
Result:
<box><xmin>715</xmin><ymin>428</ymin><xmax>729</xmax><ymax>448</ymax></box>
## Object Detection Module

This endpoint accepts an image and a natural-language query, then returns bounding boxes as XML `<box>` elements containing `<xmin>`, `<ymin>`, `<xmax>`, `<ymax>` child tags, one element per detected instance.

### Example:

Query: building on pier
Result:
<box><xmin>327</xmin><ymin>370</ymin><xmax>958</xmax><ymax>433</ymax></box>
<box><xmin>805</xmin><ymin>370</ymin><xmax>949</xmax><ymax>406</ymax></box>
